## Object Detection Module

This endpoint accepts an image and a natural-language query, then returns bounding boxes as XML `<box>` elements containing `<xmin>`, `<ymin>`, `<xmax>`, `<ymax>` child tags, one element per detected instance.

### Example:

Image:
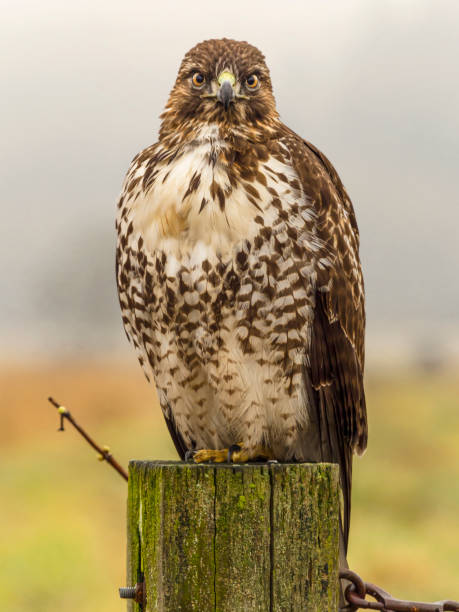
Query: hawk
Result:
<box><xmin>116</xmin><ymin>39</ymin><xmax>367</xmax><ymax>555</ymax></box>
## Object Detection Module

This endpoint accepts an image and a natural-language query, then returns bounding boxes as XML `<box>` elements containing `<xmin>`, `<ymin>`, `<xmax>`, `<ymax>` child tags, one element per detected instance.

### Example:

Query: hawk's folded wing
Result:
<box><xmin>287</xmin><ymin>133</ymin><xmax>367</xmax><ymax>550</ymax></box>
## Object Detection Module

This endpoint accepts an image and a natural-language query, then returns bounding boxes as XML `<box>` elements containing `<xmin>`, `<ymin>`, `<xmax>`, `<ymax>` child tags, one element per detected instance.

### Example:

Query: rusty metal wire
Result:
<box><xmin>48</xmin><ymin>396</ymin><xmax>129</xmax><ymax>481</ymax></box>
<box><xmin>340</xmin><ymin>569</ymin><xmax>459</xmax><ymax>611</ymax></box>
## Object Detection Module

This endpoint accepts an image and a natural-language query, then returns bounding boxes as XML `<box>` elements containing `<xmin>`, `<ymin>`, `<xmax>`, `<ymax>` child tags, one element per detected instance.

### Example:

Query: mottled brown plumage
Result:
<box><xmin>116</xmin><ymin>38</ymin><xmax>367</xmax><ymax>553</ymax></box>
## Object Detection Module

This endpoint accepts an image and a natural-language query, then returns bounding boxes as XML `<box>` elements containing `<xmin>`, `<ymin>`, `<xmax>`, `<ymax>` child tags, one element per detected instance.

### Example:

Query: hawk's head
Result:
<box><xmin>160</xmin><ymin>39</ymin><xmax>279</xmax><ymax>142</ymax></box>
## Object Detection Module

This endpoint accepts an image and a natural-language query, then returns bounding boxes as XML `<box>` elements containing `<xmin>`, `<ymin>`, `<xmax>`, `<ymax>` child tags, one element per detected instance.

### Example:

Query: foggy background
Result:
<box><xmin>2</xmin><ymin>0</ymin><xmax>459</xmax><ymax>368</ymax></box>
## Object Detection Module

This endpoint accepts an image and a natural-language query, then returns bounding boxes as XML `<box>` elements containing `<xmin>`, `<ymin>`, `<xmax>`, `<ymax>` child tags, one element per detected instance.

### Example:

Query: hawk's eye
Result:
<box><xmin>246</xmin><ymin>74</ymin><xmax>259</xmax><ymax>89</ymax></box>
<box><xmin>192</xmin><ymin>72</ymin><xmax>205</xmax><ymax>88</ymax></box>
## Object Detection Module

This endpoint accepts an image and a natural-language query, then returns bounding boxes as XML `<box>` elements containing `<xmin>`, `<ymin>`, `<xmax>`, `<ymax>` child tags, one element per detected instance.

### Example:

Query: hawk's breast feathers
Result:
<box><xmin>116</xmin><ymin>125</ymin><xmax>366</xmax><ymax>451</ymax></box>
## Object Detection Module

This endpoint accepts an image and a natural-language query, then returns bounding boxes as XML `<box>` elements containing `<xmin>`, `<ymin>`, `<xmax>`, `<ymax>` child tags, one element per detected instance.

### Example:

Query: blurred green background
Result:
<box><xmin>1</xmin><ymin>361</ymin><xmax>458</xmax><ymax>611</ymax></box>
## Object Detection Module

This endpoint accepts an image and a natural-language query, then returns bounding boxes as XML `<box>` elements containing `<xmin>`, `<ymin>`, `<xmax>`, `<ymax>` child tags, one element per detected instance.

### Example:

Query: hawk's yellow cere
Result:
<box><xmin>217</xmin><ymin>70</ymin><xmax>236</xmax><ymax>86</ymax></box>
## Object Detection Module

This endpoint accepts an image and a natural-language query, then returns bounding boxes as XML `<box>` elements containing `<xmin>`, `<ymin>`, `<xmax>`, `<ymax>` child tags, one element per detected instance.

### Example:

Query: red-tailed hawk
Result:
<box><xmin>116</xmin><ymin>38</ymin><xmax>367</xmax><ymax>553</ymax></box>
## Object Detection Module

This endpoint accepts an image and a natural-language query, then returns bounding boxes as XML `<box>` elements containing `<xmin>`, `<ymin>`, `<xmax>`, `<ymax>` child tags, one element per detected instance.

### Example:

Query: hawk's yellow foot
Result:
<box><xmin>192</xmin><ymin>444</ymin><xmax>274</xmax><ymax>463</ymax></box>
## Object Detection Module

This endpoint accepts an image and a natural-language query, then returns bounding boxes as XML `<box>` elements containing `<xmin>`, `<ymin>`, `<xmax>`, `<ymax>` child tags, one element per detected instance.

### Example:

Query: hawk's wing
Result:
<box><xmin>283</xmin><ymin>131</ymin><xmax>367</xmax><ymax>550</ymax></box>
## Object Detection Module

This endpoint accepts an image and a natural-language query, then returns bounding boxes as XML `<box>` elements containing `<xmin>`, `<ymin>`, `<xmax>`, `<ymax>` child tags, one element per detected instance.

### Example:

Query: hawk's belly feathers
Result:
<box><xmin>117</xmin><ymin>131</ymin><xmax>325</xmax><ymax>458</ymax></box>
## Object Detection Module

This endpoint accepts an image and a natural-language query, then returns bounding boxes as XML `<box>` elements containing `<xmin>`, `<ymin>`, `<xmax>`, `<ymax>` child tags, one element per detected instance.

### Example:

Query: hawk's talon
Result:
<box><xmin>227</xmin><ymin>444</ymin><xmax>242</xmax><ymax>463</ymax></box>
<box><xmin>190</xmin><ymin>444</ymin><xmax>274</xmax><ymax>464</ymax></box>
<box><xmin>192</xmin><ymin>448</ymin><xmax>229</xmax><ymax>463</ymax></box>
<box><xmin>184</xmin><ymin>450</ymin><xmax>196</xmax><ymax>462</ymax></box>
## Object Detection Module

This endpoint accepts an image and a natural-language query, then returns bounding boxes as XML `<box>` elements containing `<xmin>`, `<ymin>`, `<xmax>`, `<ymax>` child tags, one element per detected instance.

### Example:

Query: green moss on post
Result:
<box><xmin>126</xmin><ymin>462</ymin><xmax>142</xmax><ymax>612</ymax></box>
<box><xmin>271</xmin><ymin>464</ymin><xmax>340</xmax><ymax>611</ymax></box>
<box><xmin>214</xmin><ymin>465</ymin><xmax>271</xmax><ymax>610</ymax></box>
<box><xmin>127</xmin><ymin>461</ymin><xmax>340</xmax><ymax>612</ymax></box>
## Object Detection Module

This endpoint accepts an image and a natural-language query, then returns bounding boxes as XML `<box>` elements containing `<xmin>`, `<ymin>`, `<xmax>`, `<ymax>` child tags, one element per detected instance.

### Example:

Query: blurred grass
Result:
<box><xmin>1</xmin><ymin>360</ymin><xmax>458</xmax><ymax>610</ymax></box>
<box><xmin>350</xmin><ymin>370</ymin><xmax>459</xmax><ymax>600</ymax></box>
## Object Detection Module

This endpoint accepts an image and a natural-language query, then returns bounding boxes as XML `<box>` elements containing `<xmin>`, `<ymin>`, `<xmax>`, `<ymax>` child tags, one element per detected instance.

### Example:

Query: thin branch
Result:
<box><xmin>48</xmin><ymin>396</ymin><xmax>129</xmax><ymax>482</ymax></box>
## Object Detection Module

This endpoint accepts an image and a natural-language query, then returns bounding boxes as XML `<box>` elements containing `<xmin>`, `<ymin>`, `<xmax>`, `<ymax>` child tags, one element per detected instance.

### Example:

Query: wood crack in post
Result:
<box><xmin>137</xmin><ymin>523</ymin><xmax>143</xmax><ymax>611</ymax></box>
<box><xmin>269</xmin><ymin>465</ymin><xmax>274</xmax><ymax>612</ymax></box>
<box><xmin>213</xmin><ymin>466</ymin><xmax>217</xmax><ymax>612</ymax></box>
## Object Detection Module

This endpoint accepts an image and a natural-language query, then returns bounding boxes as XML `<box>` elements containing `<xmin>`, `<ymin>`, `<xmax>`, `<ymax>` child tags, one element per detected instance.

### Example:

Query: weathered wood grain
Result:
<box><xmin>126</xmin><ymin>461</ymin><xmax>142</xmax><ymax>612</ymax></box>
<box><xmin>214</xmin><ymin>465</ymin><xmax>271</xmax><ymax>611</ymax></box>
<box><xmin>270</xmin><ymin>464</ymin><xmax>340</xmax><ymax>611</ymax></box>
<box><xmin>127</xmin><ymin>461</ymin><xmax>340</xmax><ymax>612</ymax></box>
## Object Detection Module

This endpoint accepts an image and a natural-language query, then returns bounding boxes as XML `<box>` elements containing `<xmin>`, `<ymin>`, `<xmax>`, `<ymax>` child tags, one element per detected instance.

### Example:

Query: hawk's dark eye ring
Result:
<box><xmin>192</xmin><ymin>72</ymin><xmax>205</xmax><ymax>88</ymax></box>
<box><xmin>246</xmin><ymin>74</ymin><xmax>259</xmax><ymax>89</ymax></box>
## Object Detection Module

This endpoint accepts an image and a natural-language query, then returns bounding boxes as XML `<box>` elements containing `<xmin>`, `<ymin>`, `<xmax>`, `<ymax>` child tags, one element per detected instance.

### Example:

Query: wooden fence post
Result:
<box><xmin>126</xmin><ymin>461</ymin><xmax>340</xmax><ymax>612</ymax></box>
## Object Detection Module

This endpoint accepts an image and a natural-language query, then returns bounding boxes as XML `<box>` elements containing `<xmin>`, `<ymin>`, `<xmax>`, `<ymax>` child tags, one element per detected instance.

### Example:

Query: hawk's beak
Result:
<box><xmin>218</xmin><ymin>81</ymin><xmax>234</xmax><ymax>111</ymax></box>
<box><xmin>217</xmin><ymin>71</ymin><xmax>236</xmax><ymax>111</ymax></box>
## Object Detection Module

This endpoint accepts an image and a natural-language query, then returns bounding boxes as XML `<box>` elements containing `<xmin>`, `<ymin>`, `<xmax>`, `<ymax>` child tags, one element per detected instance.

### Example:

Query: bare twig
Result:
<box><xmin>48</xmin><ymin>396</ymin><xmax>128</xmax><ymax>482</ymax></box>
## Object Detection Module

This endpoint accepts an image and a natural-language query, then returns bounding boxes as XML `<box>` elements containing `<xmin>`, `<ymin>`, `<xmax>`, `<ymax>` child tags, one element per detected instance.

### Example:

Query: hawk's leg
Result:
<box><xmin>192</xmin><ymin>444</ymin><xmax>274</xmax><ymax>463</ymax></box>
